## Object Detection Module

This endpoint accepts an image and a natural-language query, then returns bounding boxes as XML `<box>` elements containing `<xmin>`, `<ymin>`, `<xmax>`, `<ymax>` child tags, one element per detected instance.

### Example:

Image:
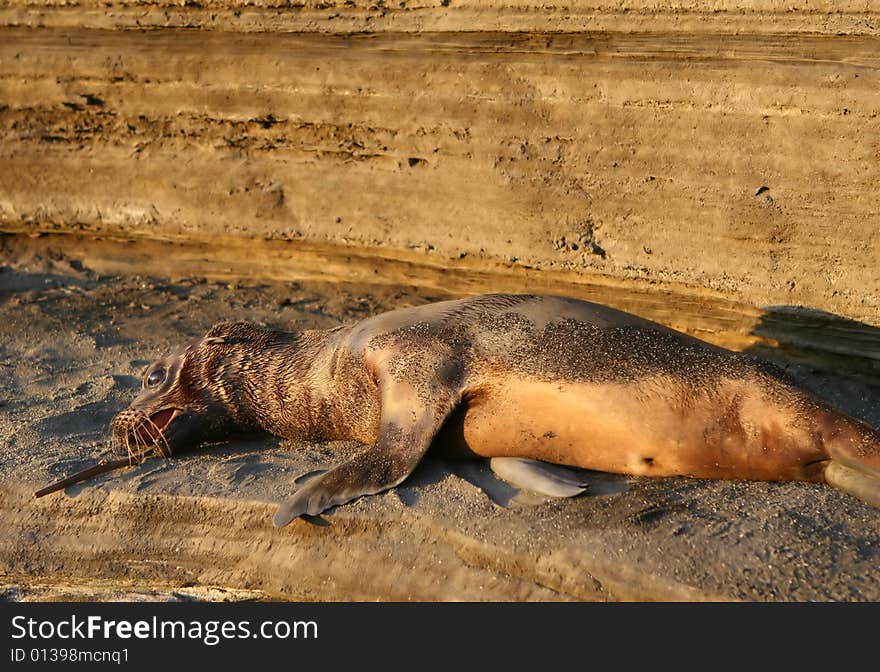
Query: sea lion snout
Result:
<box><xmin>110</xmin><ymin>406</ymin><xmax>177</xmax><ymax>458</ymax></box>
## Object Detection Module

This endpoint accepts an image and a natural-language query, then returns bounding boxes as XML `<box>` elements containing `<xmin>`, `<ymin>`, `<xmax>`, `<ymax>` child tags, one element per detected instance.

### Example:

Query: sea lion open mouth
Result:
<box><xmin>135</xmin><ymin>408</ymin><xmax>179</xmax><ymax>444</ymax></box>
<box><xmin>109</xmin><ymin>406</ymin><xmax>181</xmax><ymax>460</ymax></box>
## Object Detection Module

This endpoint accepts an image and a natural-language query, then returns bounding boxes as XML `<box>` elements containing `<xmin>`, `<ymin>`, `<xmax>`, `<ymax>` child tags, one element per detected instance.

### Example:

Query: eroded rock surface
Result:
<box><xmin>1</xmin><ymin>7</ymin><xmax>879</xmax><ymax>322</ymax></box>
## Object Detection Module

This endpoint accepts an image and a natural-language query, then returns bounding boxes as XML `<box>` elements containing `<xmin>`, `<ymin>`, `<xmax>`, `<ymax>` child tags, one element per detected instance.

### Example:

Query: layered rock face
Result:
<box><xmin>1</xmin><ymin>2</ymin><xmax>878</xmax><ymax>326</ymax></box>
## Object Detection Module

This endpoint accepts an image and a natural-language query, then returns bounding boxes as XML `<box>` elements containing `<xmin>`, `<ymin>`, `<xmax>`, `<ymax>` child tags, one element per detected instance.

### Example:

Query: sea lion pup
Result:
<box><xmin>111</xmin><ymin>293</ymin><xmax>880</xmax><ymax>526</ymax></box>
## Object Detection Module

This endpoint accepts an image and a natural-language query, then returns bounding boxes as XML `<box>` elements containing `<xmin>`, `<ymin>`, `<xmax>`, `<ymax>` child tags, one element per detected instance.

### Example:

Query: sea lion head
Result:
<box><xmin>110</xmin><ymin>322</ymin><xmax>272</xmax><ymax>460</ymax></box>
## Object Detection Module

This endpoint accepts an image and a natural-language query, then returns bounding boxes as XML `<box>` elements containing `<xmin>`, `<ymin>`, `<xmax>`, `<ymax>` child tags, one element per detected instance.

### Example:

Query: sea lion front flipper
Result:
<box><xmin>273</xmin><ymin>366</ymin><xmax>461</xmax><ymax>526</ymax></box>
<box><xmin>489</xmin><ymin>457</ymin><xmax>589</xmax><ymax>498</ymax></box>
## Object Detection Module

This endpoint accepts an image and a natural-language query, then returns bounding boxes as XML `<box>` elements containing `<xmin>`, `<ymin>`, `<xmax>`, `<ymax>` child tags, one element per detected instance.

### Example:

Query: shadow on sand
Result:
<box><xmin>744</xmin><ymin>305</ymin><xmax>880</xmax><ymax>427</ymax></box>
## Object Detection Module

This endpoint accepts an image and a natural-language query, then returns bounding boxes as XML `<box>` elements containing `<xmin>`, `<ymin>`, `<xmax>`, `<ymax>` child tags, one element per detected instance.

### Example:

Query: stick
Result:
<box><xmin>33</xmin><ymin>448</ymin><xmax>155</xmax><ymax>498</ymax></box>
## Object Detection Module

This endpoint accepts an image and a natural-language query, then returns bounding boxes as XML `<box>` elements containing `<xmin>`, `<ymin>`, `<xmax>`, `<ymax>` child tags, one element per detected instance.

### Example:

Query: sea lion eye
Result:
<box><xmin>146</xmin><ymin>368</ymin><xmax>166</xmax><ymax>387</ymax></box>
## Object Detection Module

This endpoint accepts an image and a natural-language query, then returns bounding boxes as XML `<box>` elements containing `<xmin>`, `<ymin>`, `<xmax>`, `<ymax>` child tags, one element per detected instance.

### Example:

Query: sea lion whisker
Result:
<box><xmin>158</xmin><ymin>419</ymin><xmax>173</xmax><ymax>458</ymax></box>
<box><xmin>121</xmin><ymin>433</ymin><xmax>131</xmax><ymax>462</ymax></box>
<box><xmin>144</xmin><ymin>414</ymin><xmax>172</xmax><ymax>458</ymax></box>
<box><xmin>133</xmin><ymin>427</ymin><xmax>154</xmax><ymax>463</ymax></box>
<box><xmin>131</xmin><ymin>436</ymin><xmax>141</xmax><ymax>464</ymax></box>
<box><xmin>125</xmin><ymin>432</ymin><xmax>139</xmax><ymax>465</ymax></box>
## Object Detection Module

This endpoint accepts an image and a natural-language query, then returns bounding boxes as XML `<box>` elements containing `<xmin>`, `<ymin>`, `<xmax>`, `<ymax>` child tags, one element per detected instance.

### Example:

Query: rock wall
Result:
<box><xmin>1</xmin><ymin>2</ymin><xmax>878</xmax><ymax>324</ymax></box>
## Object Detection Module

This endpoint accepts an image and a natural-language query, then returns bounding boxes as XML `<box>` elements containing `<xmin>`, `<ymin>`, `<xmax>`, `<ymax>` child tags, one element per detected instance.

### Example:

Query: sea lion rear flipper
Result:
<box><xmin>273</xmin><ymin>366</ymin><xmax>461</xmax><ymax>526</ymax></box>
<box><xmin>489</xmin><ymin>457</ymin><xmax>589</xmax><ymax>498</ymax></box>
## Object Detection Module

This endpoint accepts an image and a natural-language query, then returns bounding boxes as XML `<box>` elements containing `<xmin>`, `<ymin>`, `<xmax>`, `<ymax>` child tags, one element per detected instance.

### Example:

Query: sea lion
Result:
<box><xmin>110</xmin><ymin>293</ymin><xmax>880</xmax><ymax>525</ymax></box>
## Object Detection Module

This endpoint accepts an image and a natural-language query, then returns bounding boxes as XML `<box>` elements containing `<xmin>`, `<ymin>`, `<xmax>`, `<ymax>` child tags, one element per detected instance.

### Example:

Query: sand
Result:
<box><xmin>1</xmin><ymin>233</ymin><xmax>879</xmax><ymax>601</ymax></box>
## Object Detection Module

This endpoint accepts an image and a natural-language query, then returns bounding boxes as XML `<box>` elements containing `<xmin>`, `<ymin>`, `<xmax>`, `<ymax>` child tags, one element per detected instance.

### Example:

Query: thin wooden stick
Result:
<box><xmin>33</xmin><ymin>448</ymin><xmax>155</xmax><ymax>498</ymax></box>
